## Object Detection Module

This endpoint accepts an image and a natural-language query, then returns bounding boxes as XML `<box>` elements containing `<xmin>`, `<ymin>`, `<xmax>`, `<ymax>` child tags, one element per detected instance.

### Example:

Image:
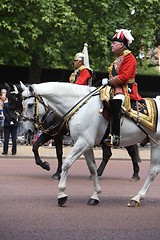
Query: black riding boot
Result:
<box><xmin>104</xmin><ymin>99</ymin><xmax>122</xmax><ymax>147</ymax></box>
<box><xmin>140</xmin><ymin>136</ymin><xmax>150</xmax><ymax>147</ymax></box>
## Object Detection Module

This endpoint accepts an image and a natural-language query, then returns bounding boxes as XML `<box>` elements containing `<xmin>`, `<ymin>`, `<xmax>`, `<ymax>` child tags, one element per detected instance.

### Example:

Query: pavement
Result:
<box><xmin>0</xmin><ymin>143</ymin><xmax>158</xmax><ymax>240</ymax></box>
<box><xmin>0</xmin><ymin>142</ymin><xmax>150</xmax><ymax>160</ymax></box>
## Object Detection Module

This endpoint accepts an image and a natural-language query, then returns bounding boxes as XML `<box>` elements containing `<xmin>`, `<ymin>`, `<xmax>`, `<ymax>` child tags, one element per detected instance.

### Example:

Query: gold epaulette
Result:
<box><xmin>123</xmin><ymin>49</ymin><xmax>131</xmax><ymax>56</ymax></box>
<box><xmin>78</xmin><ymin>65</ymin><xmax>86</xmax><ymax>71</ymax></box>
<box><xmin>69</xmin><ymin>73</ymin><xmax>76</xmax><ymax>83</ymax></box>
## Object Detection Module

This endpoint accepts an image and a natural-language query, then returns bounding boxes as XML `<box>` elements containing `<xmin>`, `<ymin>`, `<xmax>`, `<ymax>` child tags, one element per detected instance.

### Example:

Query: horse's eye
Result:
<box><xmin>28</xmin><ymin>103</ymin><xmax>34</xmax><ymax>108</ymax></box>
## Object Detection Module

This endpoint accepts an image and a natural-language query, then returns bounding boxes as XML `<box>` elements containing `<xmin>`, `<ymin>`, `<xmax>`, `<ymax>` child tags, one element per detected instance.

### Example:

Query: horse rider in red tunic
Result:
<box><xmin>102</xmin><ymin>29</ymin><xmax>142</xmax><ymax>147</ymax></box>
<box><xmin>69</xmin><ymin>43</ymin><xmax>93</xmax><ymax>86</ymax></box>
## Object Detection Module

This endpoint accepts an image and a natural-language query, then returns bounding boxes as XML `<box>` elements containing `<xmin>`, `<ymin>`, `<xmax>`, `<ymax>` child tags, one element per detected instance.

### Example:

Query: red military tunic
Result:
<box><xmin>69</xmin><ymin>66</ymin><xmax>91</xmax><ymax>85</ymax></box>
<box><xmin>75</xmin><ymin>68</ymin><xmax>91</xmax><ymax>85</ymax></box>
<box><xmin>108</xmin><ymin>49</ymin><xmax>142</xmax><ymax>100</ymax></box>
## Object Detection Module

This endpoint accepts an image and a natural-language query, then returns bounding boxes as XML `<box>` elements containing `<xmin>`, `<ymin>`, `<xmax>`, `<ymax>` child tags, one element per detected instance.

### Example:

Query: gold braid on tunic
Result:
<box><xmin>108</xmin><ymin>50</ymin><xmax>135</xmax><ymax>110</ymax></box>
<box><xmin>69</xmin><ymin>65</ymin><xmax>86</xmax><ymax>83</ymax></box>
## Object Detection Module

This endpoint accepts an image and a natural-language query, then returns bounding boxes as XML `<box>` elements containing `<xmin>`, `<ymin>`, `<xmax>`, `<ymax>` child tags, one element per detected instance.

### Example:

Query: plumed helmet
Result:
<box><xmin>74</xmin><ymin>52</ymin><xmax>84</xmax><ymax>62</ymax></box>
<box><xmin>108</xmin><ymin>29</ymin><xmax>134</xmax><ymax>49</ymax></box>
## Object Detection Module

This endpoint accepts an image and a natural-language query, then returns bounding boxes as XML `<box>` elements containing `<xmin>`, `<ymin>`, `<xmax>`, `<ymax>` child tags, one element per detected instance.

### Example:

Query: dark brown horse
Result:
<box><xmin>97</xmin><ymin>144</ymin><xmax>140</xmax><ymax>181</ymax></box>
<box><xmin>22</xmin><ymin>100</ymin><xmax>66</xmax><ymax>180</ymax></box>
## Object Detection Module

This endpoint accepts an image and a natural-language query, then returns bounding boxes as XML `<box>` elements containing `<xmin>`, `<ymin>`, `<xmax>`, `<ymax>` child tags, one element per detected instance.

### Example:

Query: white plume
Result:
<box><xmin>82</xmin><ymin>43</ymin><xmax>91</xmax><ymax>69</ymax></box>
<box><xmin>156</xmin><ymin>95</ymin><xmax>160</xmax><ymax>100</ymax></box>
<box><xmin>116</xmin><ymin>29</ymin><xmax>134</xmax><ymax>45</ymax></box>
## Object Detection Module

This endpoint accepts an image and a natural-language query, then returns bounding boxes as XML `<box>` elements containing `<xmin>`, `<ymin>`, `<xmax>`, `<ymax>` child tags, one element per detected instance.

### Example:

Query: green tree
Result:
<box><xmin>0</xmin><ymin>0</ymin><xmax>84</xmax><ymax>81</ymax></box>
<box><xmin>0</xmin><ymin>0</ymin><xmax>160</xmax><ymax>82</ymax></box>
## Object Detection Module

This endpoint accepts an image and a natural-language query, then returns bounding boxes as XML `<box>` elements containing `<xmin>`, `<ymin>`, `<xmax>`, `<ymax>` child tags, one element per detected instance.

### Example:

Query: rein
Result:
<box><xmin>22</xmin><ymin>95</ymin><xmax>67</xmax><ymax>135</ymax></box>
<box><xmin>61</xmin><ymin>85</ymin><xmax>105</xmax><ymax>125</ymax></box>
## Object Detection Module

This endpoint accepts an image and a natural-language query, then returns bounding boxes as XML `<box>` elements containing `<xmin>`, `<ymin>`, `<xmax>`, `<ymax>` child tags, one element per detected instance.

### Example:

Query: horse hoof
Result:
<box><xmin>52</xmin><ymin>174</ymin><xmax>61</xmax><ymax>180</ymax></box>
<box><xmin>130</xmin><ymin>176</ymin><xmax>140</xmax><ymax>182</ymax></box>
<box><xmin>127</xmin><ymin>200</ymin><xmax>140</xmax><ymax>207</ymax></box>
<box><xmin>97</xmin><ymin>172</ymin><xmax>102</xmax><ymax>177</ymax></box>
<box><xmin>58</xmin><ymin>196</ymin><xmax>68</xmax><ymax>207</ymax></box>
<box><xmin>87</xmin><ymin>198</ymin><xmax>99</xmax><ymax>206</ymax></box>
<box><xmin>41</xmin><ymin>161</ymin><xmax>50</xmax><ymax>171</ymax></box>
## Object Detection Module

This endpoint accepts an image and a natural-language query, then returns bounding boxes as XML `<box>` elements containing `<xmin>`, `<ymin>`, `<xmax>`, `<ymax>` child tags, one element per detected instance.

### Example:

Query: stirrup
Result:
<box><xmin>103</xmin><ymin>134</ymin><xmax>113</xmax><ymax>146</ymax></box>
<box><xmin>103</xmin><ymin>134</ymin><xmax>120</xmax><ymax>147</ymax></box>
<box><xmin>112</xmin><ymin>135</ymin><xmax>120</xmax><ymax>147</ymax></box>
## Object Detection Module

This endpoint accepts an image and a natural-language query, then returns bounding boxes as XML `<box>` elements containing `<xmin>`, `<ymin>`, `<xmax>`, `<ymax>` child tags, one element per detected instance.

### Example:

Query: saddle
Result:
<box><xmin>100</xmin><ymin>85</ymin><xmax>158</xmax><ymax>132</ymax></box>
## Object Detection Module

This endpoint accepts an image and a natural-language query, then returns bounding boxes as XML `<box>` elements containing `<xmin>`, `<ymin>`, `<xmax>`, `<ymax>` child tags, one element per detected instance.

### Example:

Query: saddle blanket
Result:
<box><xmin>129</xmin><ymin>98</ymin><xmax>157</xmax><ymax>132</ymax></box>
<box><xmin>100</xmin><ymin>86</ymin><xmax>157</xmax><ymax>132</ymax></box>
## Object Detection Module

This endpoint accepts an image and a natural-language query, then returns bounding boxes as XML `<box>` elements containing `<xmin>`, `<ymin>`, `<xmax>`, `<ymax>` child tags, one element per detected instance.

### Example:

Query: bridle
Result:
<box><xmin>22</xmin><ymin>85</ymin><xmax>104</xmax><ymax>136</ymax></box>
<box><xmin>22</xmin><ymin>94</ymin><xmax>67</xmax><ymax>136</ymax></box>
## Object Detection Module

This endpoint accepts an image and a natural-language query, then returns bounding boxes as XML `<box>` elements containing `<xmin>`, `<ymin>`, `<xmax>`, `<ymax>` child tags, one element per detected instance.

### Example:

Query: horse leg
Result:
<box><xmin>32</xmin><ymin>133</ymin><xmax>51</xmax><ymax>171</ymax></box>
<box><xmin>97</xmin><ymin>144</ymin><xmax>112</xmax><ymax>176</ymax></box>
<box><xmin>52</xmin><ymin>135</ymin><xmax>63</xmax><ymax>180</ymax></box>
<box><xmin>58</xmin><ymin>141</ymin><xmax>100</xmax><ymax>206</ymax></box>
<box><xmin>58</xmin><ymin>150</ymin><xmax>78</xmax><ymax>206</ymax></box>
<box><xmin>84</xmin><ymin>149</ymin><xmax>101</xmax><ymax>205</ymax></box>
<box><xmin>140</xmin><ymin>136</ymin><xmax>150</xmax><ymax>147</ymax></box>
<box><xmin>126</xmin><ymin>145</ymin><xmax>141</xmax><ymax>181</ymax></box>
<box><xmin>128</xmin><ymin>145</ymin><xmax>160</xmax><ymax>207</ymax></box>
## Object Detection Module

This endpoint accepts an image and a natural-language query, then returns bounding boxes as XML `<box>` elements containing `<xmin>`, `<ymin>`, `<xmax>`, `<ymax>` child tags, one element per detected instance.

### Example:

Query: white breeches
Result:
<box><xmin>113</xmin><ymin>94</ymin><xmax>125</xmax><ymax>104</ymax></box>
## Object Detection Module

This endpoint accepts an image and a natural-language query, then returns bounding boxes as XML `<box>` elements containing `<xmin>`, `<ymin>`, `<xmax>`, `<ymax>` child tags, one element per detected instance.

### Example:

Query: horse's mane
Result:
<box><xmin>33</xmin><ymin>82</ymin><xmax>95</xmax><ymax>97</ymax></box>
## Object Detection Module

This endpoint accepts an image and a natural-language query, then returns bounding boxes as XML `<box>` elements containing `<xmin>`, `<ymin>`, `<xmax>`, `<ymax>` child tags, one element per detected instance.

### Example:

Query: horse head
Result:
<box><xmin>20</xmin><ymin>81</ymin><xmax>67</xmax><ymax>136</ymax></box>
<box><xmin>19</xmin><ymin>82</ymin><xmax>36</xmax><ymax>134</ymax></box>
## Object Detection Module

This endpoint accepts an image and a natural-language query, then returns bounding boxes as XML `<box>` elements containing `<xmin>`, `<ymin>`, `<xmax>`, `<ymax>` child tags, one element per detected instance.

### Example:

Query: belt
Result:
<box><xmin>127</xmin><ymin>78</ymin><xmax>135</xmax><ymax>83</ymax></box>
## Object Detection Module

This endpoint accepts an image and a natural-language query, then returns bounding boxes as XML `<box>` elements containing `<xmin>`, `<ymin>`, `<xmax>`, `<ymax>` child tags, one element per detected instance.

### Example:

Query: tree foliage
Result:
<box><xmin>0</xmin><ymin>0</ymin><xmax>160</xmax><ymax>82</ymax></box>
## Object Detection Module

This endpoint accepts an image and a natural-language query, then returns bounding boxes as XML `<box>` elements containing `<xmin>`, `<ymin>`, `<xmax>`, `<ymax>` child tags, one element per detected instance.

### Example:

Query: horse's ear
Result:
<box><xmin>4</xmin><ymin>82</ymin><xmax>10</xmax><ymax>91</ymax></box>
<box><xmin>13</xmin><ymin>85</ymin><xmax>19</xmax><ymax>94</ymax></box>
<box><xmin>20</xmin><ymin>81</ymin><xmax>27</xmax><ymax>91</ymax></box>
<box><xmin>29</xmin><ymin>85</ymin><xmax>34</xmax><ymax>93</ymax></box>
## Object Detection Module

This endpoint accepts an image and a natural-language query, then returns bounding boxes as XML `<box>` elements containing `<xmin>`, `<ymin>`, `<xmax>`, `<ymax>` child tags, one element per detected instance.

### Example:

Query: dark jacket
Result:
<box><xmin>3</xmin><ymin>102</ymin><xmax>19</xmax><ymax>127</ymax></box>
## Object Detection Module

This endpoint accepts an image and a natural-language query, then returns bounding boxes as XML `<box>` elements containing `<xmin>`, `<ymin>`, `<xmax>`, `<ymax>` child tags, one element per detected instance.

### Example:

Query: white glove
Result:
<box><xmin>102</xmin><ymin>78</ymin><xmax>109</xmax><ymax>86</ymax></box>
<box><xmin>10</xmin><ymin>121</ymin><xmax>14</xmax><ymax>125</ymax></box>
<box><xmin>128</xmin><ymin>88</ymin><xmax>132</xmax><ymax>93</ymax></box>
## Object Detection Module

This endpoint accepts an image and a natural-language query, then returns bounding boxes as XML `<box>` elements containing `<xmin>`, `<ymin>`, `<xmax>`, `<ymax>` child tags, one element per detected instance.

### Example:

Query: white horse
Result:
<box><xmin>20</xmin><ymin>81</ymin><xmax>160</xmax><ymax>207</ymax></box>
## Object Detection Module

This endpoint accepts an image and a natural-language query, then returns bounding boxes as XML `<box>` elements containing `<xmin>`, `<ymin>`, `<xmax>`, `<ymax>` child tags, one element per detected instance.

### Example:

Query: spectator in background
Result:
<box><xmin>138</xmin><ymin>47</ymin><xmax>145</xmax><ymax>66</ymax></box>
<box><xmin>2</xmin><ymin>90</ymin><xmax>20</xmax><ymax>155</ymax></box>
<box><xmin>0</xmin><ymin>89</ymin><xmax>7</xmax><ymax>145</ymax></box>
